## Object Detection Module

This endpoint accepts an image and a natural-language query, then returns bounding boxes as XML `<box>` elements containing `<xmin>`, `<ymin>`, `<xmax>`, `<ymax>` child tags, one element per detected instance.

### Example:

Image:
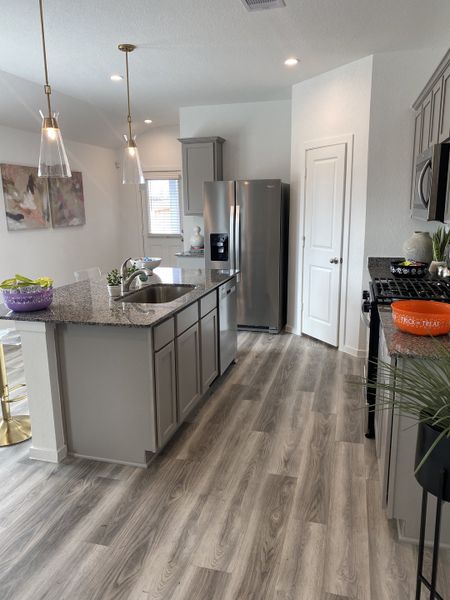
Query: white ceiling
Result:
<box><xmin>0</xmin><ymin>0</ymin><xmax>449</xmax><ymax>148</ymax></box>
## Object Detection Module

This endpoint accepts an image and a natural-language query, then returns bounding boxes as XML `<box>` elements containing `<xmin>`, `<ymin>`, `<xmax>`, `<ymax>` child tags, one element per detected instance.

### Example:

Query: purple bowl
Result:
<box><xmin>3</xmin><ymin>288</ymin><xmax>53</xmax><ymax>312</ymax></box>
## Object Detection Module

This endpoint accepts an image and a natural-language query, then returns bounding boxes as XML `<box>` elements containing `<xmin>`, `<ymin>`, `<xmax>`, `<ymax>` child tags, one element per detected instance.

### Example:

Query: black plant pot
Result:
<box><xmin>415</xmin><ymin>421</ymin><xmax>450</xmax><ymax>501</ymax></box>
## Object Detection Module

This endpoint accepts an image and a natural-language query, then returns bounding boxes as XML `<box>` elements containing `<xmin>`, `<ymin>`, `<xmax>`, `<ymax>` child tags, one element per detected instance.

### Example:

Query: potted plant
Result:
<box><xmin>106</xmin><ymin>269</ymin><xmax>121</xmax><ymax>297</ymax></box>
<box><xmin>429</xmin><ymin>226</ymin><xmax>450</xmax><ymax>274</ymax></box>
<box><xmin>366</xmin><ymin>346</ymin><xmax>450</xmax><ymax>501</ymax></box>
<box><xmin>0</xmin><ymin>274</ymin><xmax>54</xmax><ymax>312</ymax></box>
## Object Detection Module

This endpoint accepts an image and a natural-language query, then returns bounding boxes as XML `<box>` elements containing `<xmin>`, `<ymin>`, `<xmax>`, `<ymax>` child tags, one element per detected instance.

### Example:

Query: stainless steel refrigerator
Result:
<box><xmin>204</xmin><ymin>180</ymin><xmax>289</xmax><ymax>333</ymax></box>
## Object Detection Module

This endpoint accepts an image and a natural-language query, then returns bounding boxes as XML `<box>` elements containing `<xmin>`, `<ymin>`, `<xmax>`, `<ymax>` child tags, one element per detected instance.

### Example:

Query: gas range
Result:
<box><xmin>362</xmin><ymin>275</ymin><xmax>450</xmax><ymax>440</ymax></box>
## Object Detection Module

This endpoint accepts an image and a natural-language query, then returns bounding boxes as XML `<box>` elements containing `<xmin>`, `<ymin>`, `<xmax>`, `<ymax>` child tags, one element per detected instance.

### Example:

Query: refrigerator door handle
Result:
<box><xmin>235</xmin><ymin>205</ymin><xmax>241</xmax><ymax>271</ymax></box>
<box><xmin>230</xmin><ymin>205</ymin><xmax>235</xmax><ymax>269</ymax></box>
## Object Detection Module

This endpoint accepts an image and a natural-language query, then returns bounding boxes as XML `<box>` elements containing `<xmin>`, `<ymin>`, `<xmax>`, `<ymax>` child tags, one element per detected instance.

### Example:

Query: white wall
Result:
<box><xmin>288</xmin><ymin>56</ymin><xmax>373</xmax><ymax>356</ymax></box>
<box><xmin>118</xmin><ymin>125</ymin><xmax>181</xmax><ymax>259</ymax></box>
<box><xmin>179</xmin><ymin>100</ymin><xmax>292</xmax><ymax>250</ymax></box>
<box><xmin>364</xmin><ymin>48</ymin><xmax>447</xmax><ymax>268</ymax></box>
<box><xmin>0</xmin><ymin>124</ymin><xmax>121</xmax><ymax>287</ymax></box>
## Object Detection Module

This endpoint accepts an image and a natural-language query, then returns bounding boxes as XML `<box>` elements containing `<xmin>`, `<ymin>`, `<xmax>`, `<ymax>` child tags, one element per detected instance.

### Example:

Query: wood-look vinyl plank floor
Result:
<box><xmin>291</xmin><ymin>411</ymin><xmax>337</xmax><ymax>524</ymax></box>
<box><xmin>323</xmin><ymin>441</ymin><xmax>371</xmax><ymax>600</ymax></box>
<box><xmin>222</xmin><ymin>472</ymin><xmax>297</xmax><ymax>600</ymax></box>
<box><xmin>0</xmin><ymin>336</ymin><xmax>449</xmax><ymax>599</ymax></box>
<box><xmin>275</xmin><ymin>520</ymin><xmax>326</xmax><ymax>599</ymax></box>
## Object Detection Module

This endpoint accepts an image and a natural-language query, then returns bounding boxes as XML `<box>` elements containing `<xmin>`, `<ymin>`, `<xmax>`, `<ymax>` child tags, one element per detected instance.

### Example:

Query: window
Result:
<box><xmin>144</xmin><ymin>173</ymin><xmax>181</xmax><ymax>236</ymax></box>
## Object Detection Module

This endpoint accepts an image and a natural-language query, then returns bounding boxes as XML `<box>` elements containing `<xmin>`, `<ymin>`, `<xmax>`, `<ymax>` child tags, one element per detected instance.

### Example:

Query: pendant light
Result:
<box><xmin>119</xmin><ymin>44</ymin><xmax>144</xmax><ymax>185</ymax></box>
<box><xmin>37</xmin><ymin>0</ymin><xmax>71</xmax><ymax>178</ymax></box>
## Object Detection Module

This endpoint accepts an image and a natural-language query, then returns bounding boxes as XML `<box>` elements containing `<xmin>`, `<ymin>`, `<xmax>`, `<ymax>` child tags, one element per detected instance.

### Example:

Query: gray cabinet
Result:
<box><xmin>179</xmin><ymin>137</ymin><xmax>225</xmax><ymax>216</ymax></box>
<box><xmin>200</xmin><ymin>308</ymin><xmax>219</xmax><ymax>393</ymax></box>
<box><xmin>420</xmin><ymin>91</ymin><xmax>432</xmax><ymax>153</ymax></box>
<box><xmin>376</xmin><ymin>320</ymin><xmax>450</xmax><ymax>544</ymax></box>
<box><xmin>430</xmin><ymin>78</ymin><xmax>443</xmax><ymax>146</ymax></box>
<box><xmin>176</xmin><ymin>322</ymin><xmax>201</xmax><ymax>420</ymax></box>
<box><xmin>375</xmin><ymin>330</ymin><xmax>396</xmax><ymax>512</ymax></box>
<box><xmin>411</xmin><ymin>50</ymin><xmax>450</xmax><ymax>215</ymax></box>
<box><xmin>153</xmin><ymin>291</ymin><xmax>219</xmax><ymax>448</ymax></box>
<box><xmin>154</xmin><ymin>340</ymin><xmax>177</xmax><ymax>447</ymax></box>
<box><xmin>440</xmin><ymin>62</ymin><xmax>450</xmax><ymax>143</ymax></box>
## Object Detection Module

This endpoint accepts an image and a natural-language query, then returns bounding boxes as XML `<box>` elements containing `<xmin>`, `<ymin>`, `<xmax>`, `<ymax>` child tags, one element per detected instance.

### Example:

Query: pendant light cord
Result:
<box><xmin>125</xmin><ymin>50</ymin><xmax>133</xmax><ymax>141</ymax></box>
<box><xmin>39</xmin><ymin>0</ymin><xmax>53</xmax><ymax>118</ymax></box>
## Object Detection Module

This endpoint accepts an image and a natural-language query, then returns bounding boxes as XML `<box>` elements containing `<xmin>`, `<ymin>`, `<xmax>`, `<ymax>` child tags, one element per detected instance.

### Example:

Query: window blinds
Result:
<box><xmin>144</xmin><ymin>173</ymin><xmax>181</xmax><ymax>235</ymax></box>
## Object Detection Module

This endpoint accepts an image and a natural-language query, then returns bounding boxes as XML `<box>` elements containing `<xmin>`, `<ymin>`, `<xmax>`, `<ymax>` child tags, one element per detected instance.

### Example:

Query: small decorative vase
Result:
<box><xmin>190</xmin><ymin>226</ymin><xmax>204</xmax><ymax>250</ymax></box>
<box><xmin>429</xmin><ymin>260</ymin><xmax>447</xmax><ymax>275</ymax></box>
<box><xmin>415</xmin><ymin>420</ymin><xmax>450</xmax><ymax>501</ymax></box>
<box><xmin>402</xmin><ymin>231</ymin><xmax>433</xmax><ymax>263</ymax></box>
<box><xmin>107</xmin><ymin>285</ymin><xmax>121</xmax><ymax>298</ymax></box>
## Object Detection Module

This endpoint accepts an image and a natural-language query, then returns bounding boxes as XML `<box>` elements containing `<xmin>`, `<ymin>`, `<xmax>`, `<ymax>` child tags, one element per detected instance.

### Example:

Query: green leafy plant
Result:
<box><xmin>431</xmin><ymin>226</ymin><xmax>450</xmax><ymax>261</ymax></box>
<box><xmin>0</xmin><ymin>274</ymin><xmax>53</xmax><ymax>290</ymax></box>
<box><xmin>126</xmin><ymin>264</ymin><xmax>138</xmax><ymax>277</ymax></box>
<box><xmin>106</xmin><ymin>269</ymin><xmax>121</xmax><ymax>287</ymax></box>
<box><xmin>365</xmin><ymin>342</ymin><xmax>450</xmax><ymax>473</ymax></box>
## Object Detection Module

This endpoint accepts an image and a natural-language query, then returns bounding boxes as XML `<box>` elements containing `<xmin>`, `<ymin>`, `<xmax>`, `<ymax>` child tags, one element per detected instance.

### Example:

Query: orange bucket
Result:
<box><xmin>391</xmin><ymin>300</ymin><xmax>450</xmax><ymax>336</ymax></box>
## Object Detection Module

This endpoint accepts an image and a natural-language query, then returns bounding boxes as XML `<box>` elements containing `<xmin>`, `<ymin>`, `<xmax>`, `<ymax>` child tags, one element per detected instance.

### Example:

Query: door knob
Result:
<box><xmin>329</xmin><ymin>257</ymin><xmax>339</xmax><ymax>264</ymax></box>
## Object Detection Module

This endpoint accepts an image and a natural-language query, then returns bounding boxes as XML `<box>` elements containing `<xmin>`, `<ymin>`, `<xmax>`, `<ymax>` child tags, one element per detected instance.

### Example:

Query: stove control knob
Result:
<box><xmin>362</xmin><ymin>300</ymin><xmax>371</xmax><ymax>313</ymax></box>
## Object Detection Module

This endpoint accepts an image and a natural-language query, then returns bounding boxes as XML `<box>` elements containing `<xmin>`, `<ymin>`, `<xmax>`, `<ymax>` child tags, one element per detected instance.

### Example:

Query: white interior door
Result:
<box><xmin>302</xmin><ymin>143</ymin><xmax>347</xmax><ymax>346</ymax></box>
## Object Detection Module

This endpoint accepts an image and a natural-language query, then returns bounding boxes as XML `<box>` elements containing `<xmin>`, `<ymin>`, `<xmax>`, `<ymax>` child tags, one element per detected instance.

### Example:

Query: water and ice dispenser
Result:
<box><xmin>210</xmin><ymin>233</ymin><xmax>229</xmax><ymax>262</ymax></box>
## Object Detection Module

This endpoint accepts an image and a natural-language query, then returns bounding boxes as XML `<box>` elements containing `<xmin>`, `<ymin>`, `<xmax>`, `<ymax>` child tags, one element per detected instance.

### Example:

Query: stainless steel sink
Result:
<box><xmin>119</xmin><ymin>284</ymin><xmax>195</xmax><ymax>304</ymax></box>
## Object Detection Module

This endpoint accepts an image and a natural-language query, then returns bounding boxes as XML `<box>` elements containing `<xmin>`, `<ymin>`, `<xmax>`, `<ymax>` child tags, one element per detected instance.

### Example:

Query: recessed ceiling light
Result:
<box><xmin>284</xmin><ymin>57</ymin><xmax>299</xmax><ymax>66</ymax></box>
<box><xmin>110</xmin><ymin>74</ymin><xmax>124</xmax><ymax>81</ymax></box>
<box><xmin>144</xmin><ymin>119</ymin><xmax>153</xmax><ymax>124</ymax></box>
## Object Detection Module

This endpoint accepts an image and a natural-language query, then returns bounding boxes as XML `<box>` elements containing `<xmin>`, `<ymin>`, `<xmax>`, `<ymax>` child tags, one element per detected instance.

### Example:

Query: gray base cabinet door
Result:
<box><xmin>176</xmin><ymin>323</ymin><xmax>201</xmax><ymax>420</ymax></box>
<box><xmin>200</xmin><ymin>308</ymin><xmax>219</xmax><ymax>393</ymax></box>
<box><xmin>154</xmin><ymin>341</ymin><xmax>178</xmax><ymax>447</ymax></box>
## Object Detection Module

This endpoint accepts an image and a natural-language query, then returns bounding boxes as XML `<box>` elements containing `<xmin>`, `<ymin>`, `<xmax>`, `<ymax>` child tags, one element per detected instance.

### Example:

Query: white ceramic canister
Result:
<box><xmin>402</xmin><ymin>231</ymin><xmax>433</xmax><ymax>263</ymax></box>
<box><xmin>190</xmin><ymin>226</ymin><xmax>204</xmax><ymax>250</ymax></box>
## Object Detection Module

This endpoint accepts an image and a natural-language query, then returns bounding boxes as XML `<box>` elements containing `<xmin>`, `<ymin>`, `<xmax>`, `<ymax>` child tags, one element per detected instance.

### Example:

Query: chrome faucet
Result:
<box><xmin>120</xmin><ymin>257</ymin><xmax>153</xmax><ymax>294</ymax></box>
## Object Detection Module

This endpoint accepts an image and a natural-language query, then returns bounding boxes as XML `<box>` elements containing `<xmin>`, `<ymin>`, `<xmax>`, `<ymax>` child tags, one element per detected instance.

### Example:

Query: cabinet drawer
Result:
<box><xmin>200</xmin><ymin>290</ymin><xmax>217</xmax><ymax>318</ymax></box>
<box><xmin>176</xmin><ymin>302</ymin><xmax>199</xmax><ymax>336</ymax></box>
<box><xmin>153</xmin><ymin>317</ymin><xmax>175</xmax><ymax>351</ymax></box>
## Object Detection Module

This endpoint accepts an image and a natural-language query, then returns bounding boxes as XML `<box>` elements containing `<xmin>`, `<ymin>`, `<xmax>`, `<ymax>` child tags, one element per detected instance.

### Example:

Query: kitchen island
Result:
<box><xmin>0</xmin><ymin>268</ymin><xmax>237</xmax><ymax>467</ymax></box>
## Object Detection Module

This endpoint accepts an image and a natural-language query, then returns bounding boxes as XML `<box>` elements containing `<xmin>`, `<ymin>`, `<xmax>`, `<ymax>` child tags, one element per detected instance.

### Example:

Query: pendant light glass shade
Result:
<box><xmin>38</xmin><ymin>115</ymin><xmax>71</xmax><ymax>178</ymax></box>
<box><xmin>123</xmin><ymin>136</ymin><xmax>144</xmax><ymax>185</ymax></box>
<box><xmin>118</xmin><ymin>43</ymin><xmax>143</xmax><ymax>185</ymax></box>
<box><xmin>38</xmin><ymin>0</ymin><xmax>71</xmax><ymax>178</ymax></box>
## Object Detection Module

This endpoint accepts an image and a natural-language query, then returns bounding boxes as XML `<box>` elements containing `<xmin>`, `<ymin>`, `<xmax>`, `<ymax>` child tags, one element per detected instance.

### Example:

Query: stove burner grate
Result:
<box><xmin>372</xmin><ymin>277</ymin><xmax>450</xmax><ymax>303</ymax></box>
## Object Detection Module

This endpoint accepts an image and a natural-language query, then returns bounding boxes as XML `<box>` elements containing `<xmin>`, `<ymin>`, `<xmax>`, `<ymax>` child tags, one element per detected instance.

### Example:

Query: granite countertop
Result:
<box><xmin>367</xmin><ymin>256</ymin><xmax>403</xmax><ymax>280</ymax></box>
<box><xmin>175</xmin><ymin>251</ymin><xmax>205</xmax><ymax>258</ymax></box>
<box><xmin>0</xmin><ymin>268</ymin><xmax>237</xmax><ymax>329</ymax></box>
<box><xmin>379</xmin><ymin>306</ymin><xmax>450</xmax><ymax>358</ymax></box>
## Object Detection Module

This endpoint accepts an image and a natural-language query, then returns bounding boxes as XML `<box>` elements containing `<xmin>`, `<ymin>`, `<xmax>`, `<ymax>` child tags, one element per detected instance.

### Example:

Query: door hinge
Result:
<box><xmin>302</xmin><ymin>236</ymin><xmax>306</xmax><ymax>248</ymax></box>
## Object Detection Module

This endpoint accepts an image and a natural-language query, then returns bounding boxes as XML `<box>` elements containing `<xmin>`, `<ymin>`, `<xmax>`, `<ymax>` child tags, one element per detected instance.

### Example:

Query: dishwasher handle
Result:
<box><xmin>220</xmin><ymin>285</ymin><xmax>236</xmax><ymax>299</ymax></box>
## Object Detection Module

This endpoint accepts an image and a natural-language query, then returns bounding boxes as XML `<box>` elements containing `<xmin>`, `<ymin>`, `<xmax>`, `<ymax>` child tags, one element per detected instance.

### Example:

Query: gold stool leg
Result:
<box><xmin>0</xmin><ymin>344</ymin><xmax>31</xmax><ymax>446</ymax></box>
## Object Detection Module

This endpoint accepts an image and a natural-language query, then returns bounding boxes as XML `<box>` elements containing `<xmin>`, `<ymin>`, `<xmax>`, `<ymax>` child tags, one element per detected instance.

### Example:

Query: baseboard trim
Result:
<box><xmin>70</xmin><ymin>452</ymin><xmax>150</xmax><ymax>469</ymax></box>
<box><xmin>396</xmin><ymin>519</ymin><xmax>450</xmax><ymax>549</ymax></box>
<box><xmin>29</xmin><ymin>444</ymin><xmax>67</xmax><ymax>463</ymax></box>
<box><xmin>339</xmin><ymin>344</ymin><xmax>368</xmax><ymax>358</ymax></box>
<box><xmin>285</xmin><ymin>324</ymin><xmax>301</xmax><ymax>335</ymax></box>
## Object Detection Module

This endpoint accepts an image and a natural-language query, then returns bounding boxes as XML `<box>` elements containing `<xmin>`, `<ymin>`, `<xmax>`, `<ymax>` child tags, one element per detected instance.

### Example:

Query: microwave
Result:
<box><xmin>412</xmin><ymin>143</ymin><xmax>450</xmax><ymax>221</ymax></box>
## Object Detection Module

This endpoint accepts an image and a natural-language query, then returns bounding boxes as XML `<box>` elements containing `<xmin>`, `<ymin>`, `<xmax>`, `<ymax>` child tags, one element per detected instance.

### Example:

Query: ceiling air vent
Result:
<box><xmin>241</xmin><ymin>0</ymin><xmax>286</xmax><ymax>11</ymax></box>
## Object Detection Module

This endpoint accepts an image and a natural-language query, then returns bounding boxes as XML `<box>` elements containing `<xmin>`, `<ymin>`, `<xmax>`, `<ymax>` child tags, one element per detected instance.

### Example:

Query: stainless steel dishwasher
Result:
<box><xmin>218</xmin><ymin>278</ymin><xmax>237</xmax><ymax>375</ymax></box>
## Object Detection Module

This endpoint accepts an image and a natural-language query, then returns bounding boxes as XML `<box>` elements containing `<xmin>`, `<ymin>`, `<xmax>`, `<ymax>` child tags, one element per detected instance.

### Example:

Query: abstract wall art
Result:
<box><xmin>1</xmin><ymin>163</ymin><xmax>50</xmax><ymax>231</ymax></box>
<box><xmin>49</xmin><ymin>171</ymin><xmax>86</xmax><ymax>228</ymax></box>
<box><xmin>1</xmin><ymin>164</ymin><xmax>86</xmax><ymax>231</ymax></box>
